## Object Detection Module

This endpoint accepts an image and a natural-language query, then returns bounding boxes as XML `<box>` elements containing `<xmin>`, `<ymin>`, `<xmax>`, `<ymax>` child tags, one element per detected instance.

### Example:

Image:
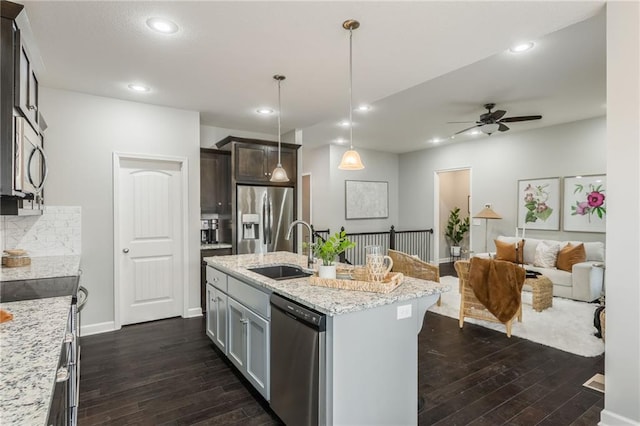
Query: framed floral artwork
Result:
<box><xmin>517</xmin><ymin>177</ymin><xmax>561</xmax><ymax>231</ymax></box>
<box><xmin>563</xmin><ymin>174</ymin><xmax>606</xmax><ymax>232</ymax></box>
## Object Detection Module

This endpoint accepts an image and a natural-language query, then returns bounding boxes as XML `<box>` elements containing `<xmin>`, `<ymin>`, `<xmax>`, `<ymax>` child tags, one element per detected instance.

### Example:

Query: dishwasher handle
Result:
<box><xmin>270</xmin><ymin>293</ymin><xmax>326</xmax><ymax>331</ymax></box>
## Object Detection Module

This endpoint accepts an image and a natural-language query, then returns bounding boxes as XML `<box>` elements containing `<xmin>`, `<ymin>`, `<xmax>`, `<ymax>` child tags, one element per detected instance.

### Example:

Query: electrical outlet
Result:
<box><xmin>397</xmin><ymin>304</ymin><xmax>412</xmax><ymax>319</ymax></box>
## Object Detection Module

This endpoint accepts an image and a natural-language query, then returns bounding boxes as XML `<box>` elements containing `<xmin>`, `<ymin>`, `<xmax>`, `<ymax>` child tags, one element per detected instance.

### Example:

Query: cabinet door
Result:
<box><xmin>15</xmin><ymin>36</ymin><xmax>38</xmax><ymax>130</ymax></box>
<box><xmin>245</xmin><ymin>308</ymin><xmax>270</xmax><ymax>400</ymax></box>
<box><xmin>214</xmin><ymin>292</ymin><xmax>228</xmax><ymax>353</ymax></box>
<box><xmin>235</xmin><ymin>144</ymin><xmax>268</xmax><ymax>182</ymax></box>
<box><xmin>205</xmin><ymin>284</ymin><xmax>216</xmax><ymax>341</ymax></box>
<box><xmin>227</xmin><ymin>298</ymin><xmax>246</xmax><ymax>371</ymax></box>
<box><xmin>201</xmin><ymin>151</ymin><xmax>231</xmax><ymax>214</ymax></box>
<box><xmin>264</xmin><ymin>146</ymin><xmax>296</xmax><ymax>184</ymax></box>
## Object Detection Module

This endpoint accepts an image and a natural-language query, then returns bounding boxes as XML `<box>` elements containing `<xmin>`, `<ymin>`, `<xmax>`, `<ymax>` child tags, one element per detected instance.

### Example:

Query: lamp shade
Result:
<box><xmin>270</xmin><ymin>165</ymin><xmax>289</xmax><ymax>182</ymax></box>
<box><xmin>338</xmin><ymin>149</ymin><xmax>365</xmax><ymax>170</ymax></box>
<box><xmin>481</xmin><ymin>123</ymin><xmax>500</xmax><ymax>135</ymax></box>
<box><xmin>474</xmin><ymin>206</ymin><xmax>502</xmax><ymax>219</ymax></box>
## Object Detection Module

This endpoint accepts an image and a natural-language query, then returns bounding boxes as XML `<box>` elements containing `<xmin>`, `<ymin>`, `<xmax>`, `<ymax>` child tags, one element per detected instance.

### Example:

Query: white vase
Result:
<box><xmin>450</xmin><ymin>246</ymin><xmax>461</xmax><ymax>256</ymax></box>
<box><xmin>318</xmin><ymin>264</ymin><xmax>337</xmax><ymax>279</ymax></box>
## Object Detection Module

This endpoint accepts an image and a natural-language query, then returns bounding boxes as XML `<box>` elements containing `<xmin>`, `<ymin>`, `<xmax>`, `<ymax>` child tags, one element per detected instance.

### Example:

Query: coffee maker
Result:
<box><xmin>200</xmin><ymin>215</ymin><xmax>219</xmax><ymax>244</ymax></box>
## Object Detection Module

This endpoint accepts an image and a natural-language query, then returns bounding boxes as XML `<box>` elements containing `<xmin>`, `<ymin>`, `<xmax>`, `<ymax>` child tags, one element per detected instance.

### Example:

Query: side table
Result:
<box><xmin>524</xmin><ymin>275</ymin><xmax>553</xmax><ymax>312</ymax></box>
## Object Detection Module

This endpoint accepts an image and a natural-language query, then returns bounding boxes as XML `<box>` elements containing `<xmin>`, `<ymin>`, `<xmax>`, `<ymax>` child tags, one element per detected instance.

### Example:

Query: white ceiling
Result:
<box><xmin>20</xmin><ymin>1</ymin><xmax>606</xmax><ymax>153</ymax></box>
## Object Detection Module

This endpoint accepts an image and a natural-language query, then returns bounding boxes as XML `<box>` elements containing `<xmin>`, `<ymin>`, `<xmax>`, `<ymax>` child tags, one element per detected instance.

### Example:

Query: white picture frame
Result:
<box><xmin>563</xmin><ymin>174</ymin><xmax>606</xmax><ymax>232</ymax></box>
<box><xmin>517</xmin><ymin>177</ymin><xmax>561</xmax><ymax>231</ymax></box>
<box><xmin>345</xmin><ymin>180</ymin><xmax>389</xmax><ymax>220</ymax></box>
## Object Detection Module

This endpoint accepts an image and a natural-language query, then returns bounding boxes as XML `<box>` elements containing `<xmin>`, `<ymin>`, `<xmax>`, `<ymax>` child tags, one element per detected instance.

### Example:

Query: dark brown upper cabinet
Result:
<box><xmin>200</xmin><ymin>149</ymin><xmax>231</xmax><ymax>214</ymax></box>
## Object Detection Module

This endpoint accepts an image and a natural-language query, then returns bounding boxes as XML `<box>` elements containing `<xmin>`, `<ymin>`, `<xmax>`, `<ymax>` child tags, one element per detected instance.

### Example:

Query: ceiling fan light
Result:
<box><xmin>338</xmin><ymin>150</ymin><xmax>365</xmax><ymax>170</ymax></box>
<box><xmin>270</xmin><ymin>164</ymin><xmax>289</xmax><ymax>182</ymax></box>
<box><xmin>481</xmin><ymin>123</ymin><xmax>500</xmax><ymax>135</ymax></box>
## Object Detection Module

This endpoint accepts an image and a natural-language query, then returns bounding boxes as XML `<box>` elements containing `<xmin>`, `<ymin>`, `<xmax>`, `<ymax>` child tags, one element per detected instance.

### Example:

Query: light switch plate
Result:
<box><xmin>397</xmin><ymin>304</ymin><xmax>412</xmax><ymax>319</ymax></box>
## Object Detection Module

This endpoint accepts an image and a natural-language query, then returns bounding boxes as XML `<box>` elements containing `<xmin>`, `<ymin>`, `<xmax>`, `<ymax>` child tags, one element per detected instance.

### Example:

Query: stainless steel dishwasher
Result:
<box><xmin>270</xmin><ymin>293</ymin><xmax>326</xmax><ymax>426</ymax></box>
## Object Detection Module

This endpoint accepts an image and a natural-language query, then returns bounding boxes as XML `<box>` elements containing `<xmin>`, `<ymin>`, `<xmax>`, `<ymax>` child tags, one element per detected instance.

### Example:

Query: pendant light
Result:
<box><xmin>338</xmin><ymin>19</ymin><xmax>365</xmax><ymax>170</ymax></box>
<box><xmin>270</xmin><ymin>74</ymin><xmax>290</xmax><ymax>182</ymax></box>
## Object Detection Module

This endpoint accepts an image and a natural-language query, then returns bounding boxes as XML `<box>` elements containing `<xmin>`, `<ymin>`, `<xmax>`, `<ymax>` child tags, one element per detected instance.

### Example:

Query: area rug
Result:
<box><xmin>429</xmin><ymin>276</ymin><xmax>605</xmax><ymax>357</ymax></box>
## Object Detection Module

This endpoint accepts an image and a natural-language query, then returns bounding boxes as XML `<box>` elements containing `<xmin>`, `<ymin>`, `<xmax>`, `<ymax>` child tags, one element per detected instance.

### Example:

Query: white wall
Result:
<box><xmin>302</xmin><ymin>144</ymin><xmax>400</xmax><ymax>236</ymax></box>
<box><xmin>601</xmin><ymin>2</ymin><xmax>640</xmax><ymax>425</ymax></box>
<box><xmin>40</xmin><ymin>88</ymin><xmax>201</xmax><ymax>333</ymax></box>
<box><xmin>200</xmin><ymin>124</ymin><xmax>274</xmax><ymax>148</ymax></box>
<box><xmin>399</xmin><ymin>116</ymin><xmax>607</xmax><ymax>256</ymax></box>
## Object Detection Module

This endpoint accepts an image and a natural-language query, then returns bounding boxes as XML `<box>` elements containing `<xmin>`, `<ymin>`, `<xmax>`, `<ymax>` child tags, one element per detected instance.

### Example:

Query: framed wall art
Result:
<box><xmin>563</xmin><ymin>174</ymin><xmax>606</xmax><ymax>232</ymax></box>
<box><xmin>517</xmin><ymin>177</ymin><xmax>561</xmax><ymax>231</ymax></box>
<box><xmin>345</xmin><ymin>180</ymin><xmax>389</xmax><ymax>220</ymax></box>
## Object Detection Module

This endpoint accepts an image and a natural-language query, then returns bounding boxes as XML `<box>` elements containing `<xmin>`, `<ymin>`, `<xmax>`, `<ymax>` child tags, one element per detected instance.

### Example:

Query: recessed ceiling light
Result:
<box><xmin>356</xmin><ymin>105</ymin><xmax>371</xmax><ymax>112</ymax></box>
<box><xmin>334</xmin><ymin>137</ymin><xmax>348</xmax><ymax>144</ymax></box>
<box><xmin>146</xmin><ymin>18</ymin><xmax>179</xmax><ymax>34</ymax></box>
<box><xmin>470</xmin><ymin>130</ymin><xmax>482</xmax><ymax>135</ymax></box>
<box><xmin>339</xmin><ymin>120</ymin><xmax>351</xmax><ymax>127</ymax></box>
<box><xmin>256</xmin><ymin>108</ymin><xmax>274</xmax><ymax>115</ymax></box>
<box><xmin>128</xmin><ymin>83</ymin><xmax>150</xmax><ymax>92</ymax></box>
<box><xmin>509</xmin><ymin>41</ymin><xmax>535</xmax><ymax>53</ymax></box>
<box><xmin>431</xmin><ymin>137</ymin><xmax>442</xmax><ymax>144</ymax></box>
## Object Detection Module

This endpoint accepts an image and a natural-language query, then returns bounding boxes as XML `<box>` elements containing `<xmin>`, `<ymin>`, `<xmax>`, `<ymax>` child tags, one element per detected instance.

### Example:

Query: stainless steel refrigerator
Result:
<box><xmin>236</xmin><ymin>185</ymin><xmax>294</xmax><ymax>254</ymax></box>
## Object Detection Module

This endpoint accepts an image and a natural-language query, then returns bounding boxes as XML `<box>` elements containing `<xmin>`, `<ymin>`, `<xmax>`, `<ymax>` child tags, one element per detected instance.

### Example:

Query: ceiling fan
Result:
<box><xmin>451</xmin><ymin>103</ymin><xmax>542</xmax><ymax>135</ymax></box>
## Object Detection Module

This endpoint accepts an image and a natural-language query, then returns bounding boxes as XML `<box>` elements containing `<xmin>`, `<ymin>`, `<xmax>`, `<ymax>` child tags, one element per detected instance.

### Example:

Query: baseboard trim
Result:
<box><xmin>599</xmin><ymin>409</ymin><xmax>640</xmax><ymax>426</ymax></box>
<box><xmin>186</xmin><ymin>307</ymin><xmax>204</xmax><ymax>318</ymax></box>
<box><xmin>81</xmin><ymin>321</ymin><xmax>116</xmax><ymax>337</ymax></box>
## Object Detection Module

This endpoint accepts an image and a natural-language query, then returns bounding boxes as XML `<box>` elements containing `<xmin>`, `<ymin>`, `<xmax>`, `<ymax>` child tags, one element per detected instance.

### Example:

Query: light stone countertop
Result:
<box><xmin>0</xmin><ymin>255</ymin><xmax>81</xmax><ymax>282</ymax></box>
<box><xmin>204</xmin><ymin>251</ymin><xmax>450</xmax><ymax>316</ymax></box>
<box><xmin>0</xmin><ymin>296</ymin><xmax>72</xmax><ymax>425</ymax></box>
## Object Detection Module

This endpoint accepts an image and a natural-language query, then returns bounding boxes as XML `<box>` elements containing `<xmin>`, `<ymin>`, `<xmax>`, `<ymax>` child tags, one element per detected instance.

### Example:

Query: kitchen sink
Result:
<box><xmin>248</xmin><ymin>265</ymin><xmax>312</xmax><ymax>281</ymax></box>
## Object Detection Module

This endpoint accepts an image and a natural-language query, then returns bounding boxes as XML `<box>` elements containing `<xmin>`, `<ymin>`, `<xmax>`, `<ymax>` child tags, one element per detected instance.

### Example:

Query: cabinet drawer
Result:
<box><xmin>206</xmin><ymin>266</ymin><xmax>228</xmax><ymax>292</ymax></box>
<box><xmin>228</xmin><ymin>277</ymin><xmax>270</xmax><ymax>319</ymax></box>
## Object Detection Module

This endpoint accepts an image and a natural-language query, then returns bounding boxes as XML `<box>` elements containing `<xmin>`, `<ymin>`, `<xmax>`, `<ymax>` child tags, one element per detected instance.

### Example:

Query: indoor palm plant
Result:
<box><xmin>445</xmin><ymin>206</ymin><xmax>470</xmax><ymax>256</ymax></box>
<box><xmin>307</xmin><ymin>230</ymin><xmax>356</xmax><ymax>278</ymax></box>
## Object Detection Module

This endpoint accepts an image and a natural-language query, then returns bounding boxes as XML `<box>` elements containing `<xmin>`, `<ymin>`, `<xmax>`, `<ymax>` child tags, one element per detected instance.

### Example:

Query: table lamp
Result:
<box><xmin>474</xmin><ymin>205</ymin><xmax>502</xmax><ymax>252</ymax></box>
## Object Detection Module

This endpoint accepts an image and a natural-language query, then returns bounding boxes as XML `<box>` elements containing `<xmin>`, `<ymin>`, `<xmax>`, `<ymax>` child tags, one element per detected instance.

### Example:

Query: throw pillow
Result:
<box><xmin>556</xmin><ymin>243</ymin><xmax>587</xmax><ymax>272</ymax></box>
<box><xmin>494</xmin><ymin>239</ymin><xmax>525</xmax><ymax>264</ymax></box>
<box><xmin>533</xmin><ymin>240</ymin><xmax>561</xmax><ymax>268</ymax></box>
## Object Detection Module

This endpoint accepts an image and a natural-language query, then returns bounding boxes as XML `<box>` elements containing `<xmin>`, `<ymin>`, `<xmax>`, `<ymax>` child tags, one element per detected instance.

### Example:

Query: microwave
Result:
<box><xmin>0</xmin><ymin>116</ymin><xmax>47</xmax><ymax>215</ymax></box>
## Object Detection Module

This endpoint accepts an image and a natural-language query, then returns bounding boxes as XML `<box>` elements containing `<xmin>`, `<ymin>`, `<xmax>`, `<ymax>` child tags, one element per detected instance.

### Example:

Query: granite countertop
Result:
<box><xmin>201</xmin><ymin>243</ymin><xmax>233</xmax><ymax>250</ymax></box>
<box><xmin>0</xmin><ymin>255</ymin><xmax>82</xmax><ymax>282</ymax></box>
<box><xmin>0</xmin><ymin>296</ymin><xmax>72</xmax><ymax>425</ymax></box>
<box><xmin>204</xmin><ymin>251</ymin><xmax>449</xmax><ymax>316</ymax></box>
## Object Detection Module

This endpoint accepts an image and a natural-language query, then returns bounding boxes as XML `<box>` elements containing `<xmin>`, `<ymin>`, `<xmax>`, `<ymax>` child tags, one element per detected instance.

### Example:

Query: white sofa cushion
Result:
<box><xmin>527</xmin><ymin>265</ymin><xmax>573</xmax><ymax>287</ymax></box>
<box><xmin>533</xmin><ymin>240</ymin><xmax>561</xmax><ymax>268</ymax></box>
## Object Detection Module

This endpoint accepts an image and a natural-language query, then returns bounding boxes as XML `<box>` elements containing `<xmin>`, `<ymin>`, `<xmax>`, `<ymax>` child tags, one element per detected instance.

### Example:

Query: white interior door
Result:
<box><xmin>117</xmin><ymin>157</ymin><xmax>184</xmax><ymax>326</ymax></box>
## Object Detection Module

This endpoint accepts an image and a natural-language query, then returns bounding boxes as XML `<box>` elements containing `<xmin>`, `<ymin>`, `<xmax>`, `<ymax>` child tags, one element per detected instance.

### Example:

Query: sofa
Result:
<box><xmin>478</xmin><ymin>235</ymin><xmax>605</xmax><ymax>302</ymax></box>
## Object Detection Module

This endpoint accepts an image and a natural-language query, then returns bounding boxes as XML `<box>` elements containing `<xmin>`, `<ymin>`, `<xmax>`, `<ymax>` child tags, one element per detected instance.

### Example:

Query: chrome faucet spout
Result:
<box><xmin>286</xmin><ymin>220</ymin><xmax>314</xmax><ymax>267</ymax></box>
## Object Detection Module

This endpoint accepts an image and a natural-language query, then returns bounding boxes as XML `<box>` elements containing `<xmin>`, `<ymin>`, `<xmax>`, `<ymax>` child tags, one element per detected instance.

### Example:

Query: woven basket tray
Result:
<box><xmin>2</xmin><ymin>256</ymin><xmax>31</xmax><ymax>267</ymax></box>
<box><xmin>309</xmin><ymin>271</ymin><xmax>404</xmax><ymax>293</ymax></box>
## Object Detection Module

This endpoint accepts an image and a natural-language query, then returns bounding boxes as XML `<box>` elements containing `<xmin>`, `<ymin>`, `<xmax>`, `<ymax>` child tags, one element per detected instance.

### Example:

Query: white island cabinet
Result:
<box><xmin>204</xmin><ymin>251</ymin><xmax>448</xmax><ymax>426</ymax></box>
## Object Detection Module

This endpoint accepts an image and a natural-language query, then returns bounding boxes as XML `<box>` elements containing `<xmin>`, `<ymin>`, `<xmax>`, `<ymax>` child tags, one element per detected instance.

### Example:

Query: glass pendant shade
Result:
<box><xmin>338</xmin><ymin>149</ymin><xmax>364</xmax><ymax>170</ymax></box>
<box><xmin>270</xmin><ymin>164</ymin><xmax>289</xmax><ymax>182</ymax></box>
<box><xmin>337</xmin><ymin>19</ymin><xmax>364</xmax><ymax>171</ymax></box>
<box><xmin>481</xmin><ymin>122</ymin><xmax>500</xmax><ymax>135</ymax></box>
<box><xmin>270</xmin><ymin>74</ymin><xmax>290</xmax><ymax>182</ymax></box>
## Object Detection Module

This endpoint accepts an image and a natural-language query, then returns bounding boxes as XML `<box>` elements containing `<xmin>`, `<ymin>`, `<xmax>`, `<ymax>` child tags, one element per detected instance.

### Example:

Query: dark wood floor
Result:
<box><xmin>78</xmin><ymin>266</ymin><xmax>604</xmax><ymax>425</ymax></box>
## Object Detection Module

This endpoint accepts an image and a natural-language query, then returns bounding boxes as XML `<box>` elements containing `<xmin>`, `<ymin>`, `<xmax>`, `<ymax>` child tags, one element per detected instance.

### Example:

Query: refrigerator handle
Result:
<box><xmin>268</xmin><ymin>196</ymin><xmax>273</xmax><ymax>245</ymax></box>
<box><xmin>262</xmin><ymin>197</ymin><xmax>268</xmax><ymax>245</ymax></box>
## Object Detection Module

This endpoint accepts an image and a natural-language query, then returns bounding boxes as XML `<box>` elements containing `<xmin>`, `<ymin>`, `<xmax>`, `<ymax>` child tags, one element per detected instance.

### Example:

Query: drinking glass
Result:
<box><xmin>365</xmin><ymin>245</ymin><xmax>393</xmax><ymax>282</ymax></box>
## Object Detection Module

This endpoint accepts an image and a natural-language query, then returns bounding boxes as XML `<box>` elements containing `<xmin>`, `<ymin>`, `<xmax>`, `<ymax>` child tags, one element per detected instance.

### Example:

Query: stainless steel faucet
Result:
<box><xmin>286</xmin><ymin>220</ymin><xmax>314</xmax><ymax>268</ymax></box>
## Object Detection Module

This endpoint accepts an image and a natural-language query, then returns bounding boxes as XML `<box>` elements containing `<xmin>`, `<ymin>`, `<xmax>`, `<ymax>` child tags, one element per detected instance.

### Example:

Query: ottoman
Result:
<box><xmin>524</xmin><ymin>275</ymin><xmax>553</xmax><ymax>312</ymax></box>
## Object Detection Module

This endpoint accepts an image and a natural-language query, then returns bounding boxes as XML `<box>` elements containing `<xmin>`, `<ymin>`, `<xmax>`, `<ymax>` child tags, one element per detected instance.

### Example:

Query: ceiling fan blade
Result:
<box><xmin>498</xmin><ymin>123</ymin><xmax>510</xmax><ymax>132</ymax></box>
<box><xmin>490</xmin><ymin>110</ymin><xmax>507</xmax><ymax>120</ymax></box>
<box><xmin>500</xmin><ymin>115</ymin><xmax>542</xmax><ymax>123</ymax></box>
<box><xmin>454</xmin><ymin>124</ymin><xmax>481</xmax><ymax>135</ymax></box>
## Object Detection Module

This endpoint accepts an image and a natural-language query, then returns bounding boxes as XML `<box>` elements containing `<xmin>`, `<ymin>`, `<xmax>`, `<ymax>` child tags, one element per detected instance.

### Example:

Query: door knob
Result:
<box><xmin>122</xmin><ymin>248</ymin><xmax>130</xmax><ymax>253</ymax></box>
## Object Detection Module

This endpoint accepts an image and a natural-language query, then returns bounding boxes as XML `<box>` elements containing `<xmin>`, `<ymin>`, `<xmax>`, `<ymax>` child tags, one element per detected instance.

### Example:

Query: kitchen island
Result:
<box><xmin>204</xmin><ymin>251</ymin><xmax>449</xmax><ymax>425</ymax></box>
<box><xmin>0</xmin><ymin>255</ymin><xmax>81</xmax><ymax>425</ymax></box>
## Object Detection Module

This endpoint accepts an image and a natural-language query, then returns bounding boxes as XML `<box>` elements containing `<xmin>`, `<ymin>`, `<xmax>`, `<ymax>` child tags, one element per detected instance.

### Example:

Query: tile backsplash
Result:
<box><xmin>1</xmin><ymin>206</ymin><xmax>81</xmax><ymax>257</ymax></box>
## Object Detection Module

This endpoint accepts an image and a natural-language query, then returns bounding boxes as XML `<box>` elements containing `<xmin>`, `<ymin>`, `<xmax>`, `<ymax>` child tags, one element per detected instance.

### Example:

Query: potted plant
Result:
<box><xmin>307</xmin><ymin>230</ymin><xmax>356</xmax><ymax>279</ymax></box>
<box><xmin>445</xmin><ymin>207</ymin><xmax>470</xmax><ymax>257</ymax></box>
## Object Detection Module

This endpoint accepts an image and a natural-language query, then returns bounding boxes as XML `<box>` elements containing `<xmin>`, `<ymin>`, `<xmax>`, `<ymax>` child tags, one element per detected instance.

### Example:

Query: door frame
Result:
<box><xmin>113</xmin><ymin>152</ymin><xmax>190</xmax><ymax>330</ymax></box>
<box><xmin>433</xmin><ymin>166</ymin><xmax>472</xmax><ymax>264</ymax></box>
